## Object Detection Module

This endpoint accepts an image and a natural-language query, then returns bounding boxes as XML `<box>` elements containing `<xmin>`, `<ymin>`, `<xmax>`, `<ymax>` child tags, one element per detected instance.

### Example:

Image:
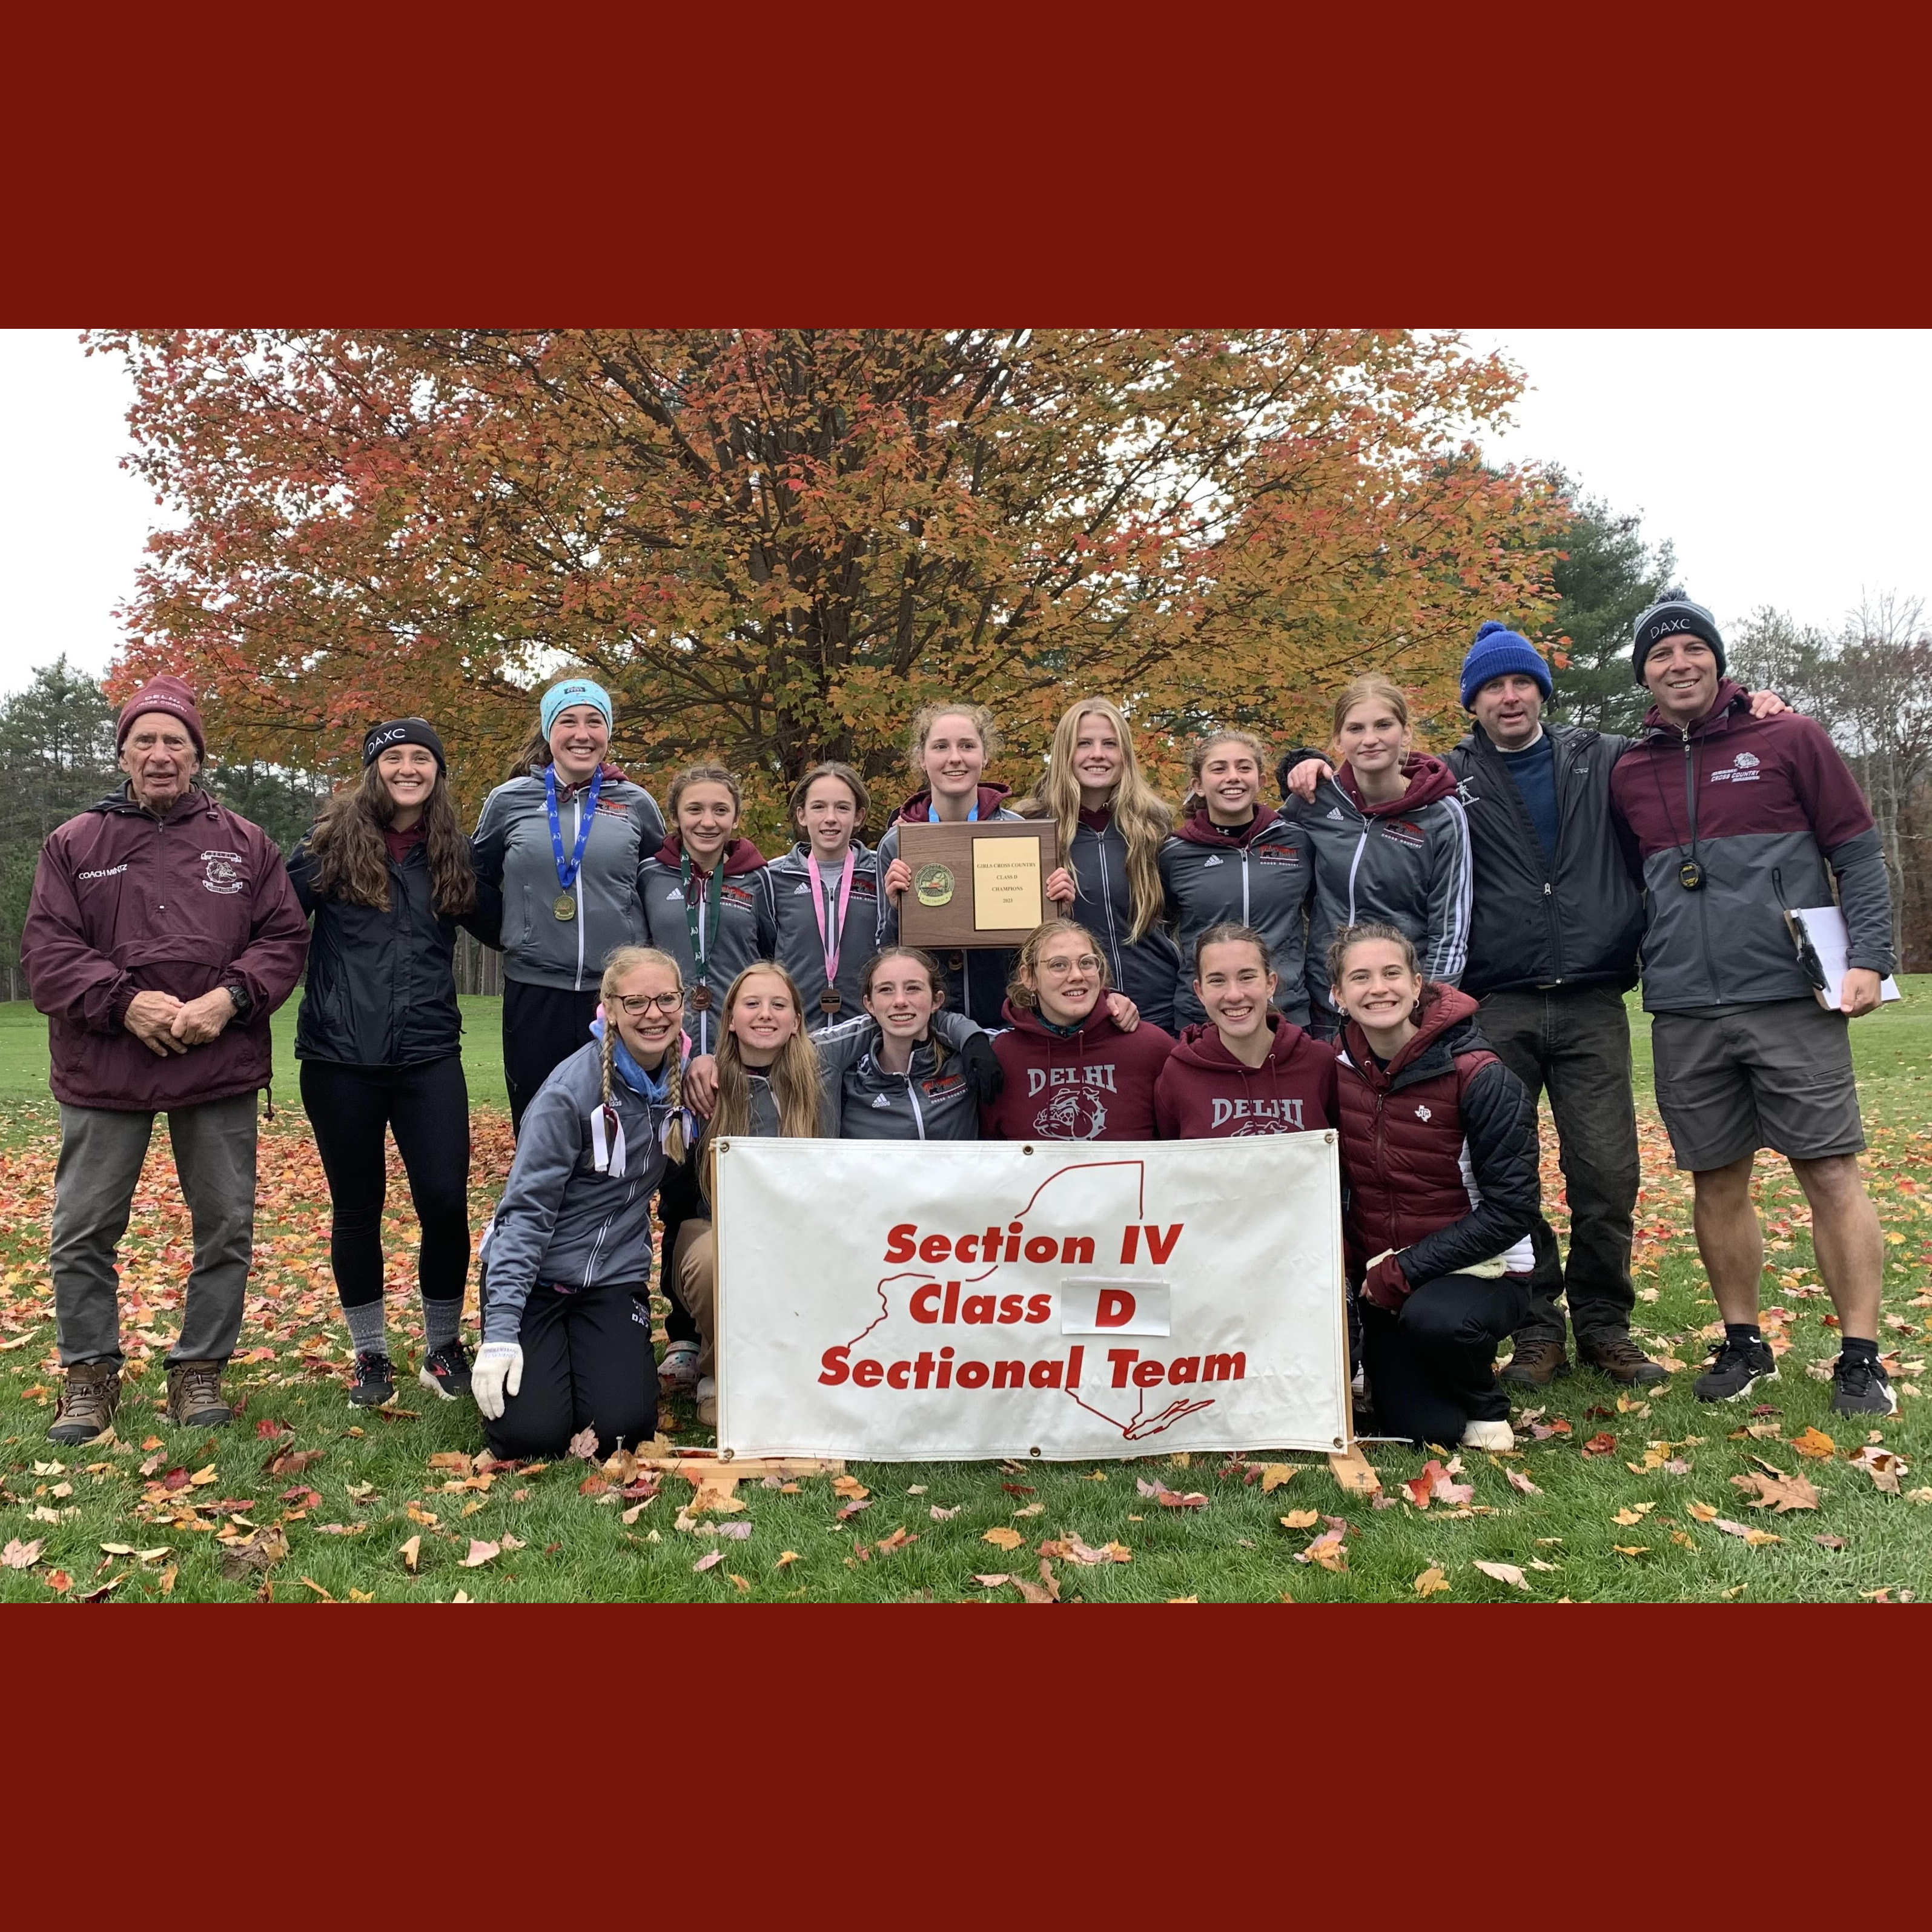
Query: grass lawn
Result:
<box><xmin>1</xmin><ymin>987</ymin><xmax>1927</xmax><ymax>1604</ymax></box>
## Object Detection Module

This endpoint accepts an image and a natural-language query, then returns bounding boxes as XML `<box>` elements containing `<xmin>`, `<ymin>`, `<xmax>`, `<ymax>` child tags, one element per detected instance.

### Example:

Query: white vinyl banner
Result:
<box><xmin>713</xmin><ymin>1134</ymin><xmax>1348</xmax><ymax>1461</ymax></box>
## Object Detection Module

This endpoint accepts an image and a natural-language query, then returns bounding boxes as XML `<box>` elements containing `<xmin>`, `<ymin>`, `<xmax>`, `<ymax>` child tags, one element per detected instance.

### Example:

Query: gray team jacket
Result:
<box><xmin>481</xmin><ymin>1039</ymin><xmax>672</xmax><ymax>1342</ymax></box>
<box><xmin>636</xmin><ymin>836</ymin><xmax>776</xmax><ymax>1056</ymax></box>
<box><xmin>472</xmin><ymin>767</ymin><xmax>666</xmax><ymax>993</ymax></box>
<box><xmin>816</xmin><ymin>1008</ymin><xmax>986</xmax><ymax>1139</ymax></box>
<box><xmin>763</xmin><ymin>841</ymin><xmax>884</xmax><ymax>1031</ymax></box>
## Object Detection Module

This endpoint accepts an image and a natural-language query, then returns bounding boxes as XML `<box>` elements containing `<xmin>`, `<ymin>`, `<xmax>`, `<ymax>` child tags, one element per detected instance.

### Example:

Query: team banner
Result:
<box><xmin>713</xmin><ymin>1135</ymin><xmax>1349</xmax><ymax>1462</ymax></box>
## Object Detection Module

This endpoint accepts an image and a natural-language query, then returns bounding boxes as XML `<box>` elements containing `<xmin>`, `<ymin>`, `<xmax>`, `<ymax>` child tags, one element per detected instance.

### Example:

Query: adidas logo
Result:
<box><xmin>872</xmin><ymin>1093</ymin><xmax>892</xmax><ymax>1108</ymax></box>
<box><xmin>1327</xmin><ymin>807</ymin><xmax>1345</xmax><ymax>820</ymax></box>
<box><xmin>1203</xmin><ymin>855</ymin><xmax>1224</xmax><ymax>867</ymax></box>
<box><xmin>665</xmin><ymin>888</ymin><xmax>683</xmax><ymax>902</ymax></box>
<box><xmin>793</xmin><ymin>882</ymin><xmax>812</xmax><ymax>895</ymax></box>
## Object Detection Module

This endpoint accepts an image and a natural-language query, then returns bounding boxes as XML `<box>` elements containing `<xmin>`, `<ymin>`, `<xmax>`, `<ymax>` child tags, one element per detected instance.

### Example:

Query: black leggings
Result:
<box><xmin>1360</xmin><ymin>1272</ymin><xmax>1530</xmax><ymax>1447</ymax></box>
<box><xmin>502</xmin><ymin>979</ymin><xmax>603</xmax><ymax>1134</ymax></box>
<box><xmin>300</xmin><ymin>1056</ymin><xmax>472</xmax><ymax>1310</ymax></box>
<box><xmin>483</xmin><ymin>1275</ymin><xmax>658</xmax><ymax>1460</ymax></box>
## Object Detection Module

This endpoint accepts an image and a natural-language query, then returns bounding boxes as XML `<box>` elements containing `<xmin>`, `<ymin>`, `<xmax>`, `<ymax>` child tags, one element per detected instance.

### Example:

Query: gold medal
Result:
<box><xmin>819</xmin><ymin>989</ymin><xmax>842</xmax><ymax>1015</ymax></box>
<box><xmin>690</xmin><ymin>985</ymin><xmax>713</xmax><ymax>1013</ymax></box>
<box><xmin>554</xmin><ymin>893</ymin><xmax>577</xmax><ymax>921</ymax></box>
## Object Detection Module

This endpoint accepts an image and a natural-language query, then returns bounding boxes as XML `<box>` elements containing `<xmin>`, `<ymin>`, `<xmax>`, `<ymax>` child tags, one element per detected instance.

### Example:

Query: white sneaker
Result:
<box><xmin>658</xmin><ymin>1342</ymin><xmax>700</xmax><ymax>1394</ymax></box>
<box><xmin>695</xmin><ymin>1375</ymin><xmax>716</xmax><ymax>1404</ymax></box>
<box><xmin>1460</xmin><ymin>1418</ymin><xmax>1515</xmax><ymax>1452</ymax></box>
<box><xmin>695</xmin><ymin>1376</ymin><xmax>718</xmax><ymax>1429</ymax></box>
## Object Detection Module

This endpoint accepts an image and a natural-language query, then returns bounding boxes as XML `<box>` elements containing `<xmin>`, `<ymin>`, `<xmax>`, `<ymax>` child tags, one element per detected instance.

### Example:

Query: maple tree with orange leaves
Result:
<box><xmin>95</xmin><ymin>328</ymin><xmax>1566</xmax><ymax>829</ymax></box>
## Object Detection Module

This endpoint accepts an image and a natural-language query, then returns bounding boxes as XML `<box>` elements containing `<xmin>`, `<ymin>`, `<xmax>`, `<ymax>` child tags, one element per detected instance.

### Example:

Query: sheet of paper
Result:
<box><xmin>973</xmin><ymin>835</ymin><xmax>1043</xmax><ymax>933</ymax></box>
<box><xmin>1793</xmin><ymin>905</ymin><xmax>1902</xmax><ymax>1010</ymax></box>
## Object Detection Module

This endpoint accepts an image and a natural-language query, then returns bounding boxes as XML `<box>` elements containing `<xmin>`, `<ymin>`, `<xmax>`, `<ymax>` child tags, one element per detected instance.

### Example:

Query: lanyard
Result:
<box><xmin>544</xmin><ymin>766</ymin><xmax>603</xmax><ymax>890</ymax></box>
<box><xmin>680</xmin><ymin>849</ymin><xmax>726</xmax><ymax>991</ymax></box>
<box><xmin>810</xmin><ymin>847</ymin><xmax>858</xmax><ymax>988</ymax></box>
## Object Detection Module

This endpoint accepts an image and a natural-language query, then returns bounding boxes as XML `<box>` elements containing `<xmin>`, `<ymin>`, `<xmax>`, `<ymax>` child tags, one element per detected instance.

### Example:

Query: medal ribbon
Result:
<box><xmin>680</xmin><ymin>847</ymin><xmax>726</xmax><ymax>994</ymax></box>
<box><xmin>809</xmin><ymin>847</ymin><xmax>858</xmax><ymax>999</ymax></box>
<box><xmin>545</xmin><ymin>765</ymin><xmax>604</xmax><ymax>894</ymax></box>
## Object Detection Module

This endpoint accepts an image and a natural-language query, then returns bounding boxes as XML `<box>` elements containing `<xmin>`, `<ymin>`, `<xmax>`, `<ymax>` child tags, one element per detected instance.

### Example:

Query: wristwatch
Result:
<box><xmin>225</xmin><ymin>982</ymin><xmax>253</xmax><ymax>1021</ymax></box>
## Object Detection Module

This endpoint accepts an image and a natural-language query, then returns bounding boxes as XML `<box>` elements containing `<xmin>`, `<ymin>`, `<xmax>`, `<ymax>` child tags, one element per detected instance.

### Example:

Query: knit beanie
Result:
<box><xmin>362</xmin><ymin>716</ymin><xmax>448</xmax><ymax>772</ymax></box>
<box><xmin>1632</xmin><ymin>594</ymin><xmax>1725</xmax><ymax>683</ymax></box>
<box><xmin>116</xmin><ymin>675</ymin><xmax>206</xmax><ymax>756</ymax></box>
<box><xmin>540</xmin><ymin>678</ymin><xmax>614</xmax><ymax>738</ymax></box>
<box><xmin>1459</xmin><ymin>621</ymin><xmax>1553</xmax><ymax>710</ymax></box>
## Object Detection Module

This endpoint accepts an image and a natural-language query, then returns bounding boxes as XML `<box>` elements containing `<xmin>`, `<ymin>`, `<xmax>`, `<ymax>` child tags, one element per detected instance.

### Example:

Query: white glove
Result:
<box><xmin>471</xmin><ymin>1341</ymin><xmax>524</xmax><ymax>1421</ymax></box>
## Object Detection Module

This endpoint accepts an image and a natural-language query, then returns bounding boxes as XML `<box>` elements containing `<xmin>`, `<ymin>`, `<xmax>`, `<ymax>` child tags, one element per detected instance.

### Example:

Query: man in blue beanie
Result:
<box><xmin>1285</xmin><ymin>610</ymin><xmax>1788</xmax><ymax>1389</ymax></box>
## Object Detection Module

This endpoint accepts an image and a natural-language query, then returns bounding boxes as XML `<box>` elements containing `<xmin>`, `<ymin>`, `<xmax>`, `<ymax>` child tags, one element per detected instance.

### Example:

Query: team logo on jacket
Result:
<box><xmin>1414</xmin><ymin>1102</ymin><xmax>1432</xmax><ymax>1121</ymax></box>
<box><xmin>1380</xmin><ymin>819</ymin><xmax>1424</xmax><ymax>850</ymax></box>
<box><xmin>200</xmin><ymin>852</ymin><xmax>245</xmax><ymax>895</ymax></box>
<box><xmin>1034</xmin><ymin>1088</ymin><xmax>1108</xmax><ymax>1138</ymax></box>
<box><xmin>1735</xmin><ymin>752</ymin><xmax>1759</xmax><ymax>768</ymax></box>
<box><xmin>1210</xmin><ymin>1096</ymin><xmax>1303</xmax><ymax>1131</ymax></box>
<box><xmin>1712</xmin><ymin>751</ymin><xmax>1761</xmax><ymax>784</ymax></box>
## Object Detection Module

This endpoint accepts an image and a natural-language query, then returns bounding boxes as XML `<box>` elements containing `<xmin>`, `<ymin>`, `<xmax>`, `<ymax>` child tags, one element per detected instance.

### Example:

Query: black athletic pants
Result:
<box><xmin>300</xmin><ymin>1056</ymin><xmax>472</xmax><ymax>1311</ymax></box>
<box><xmin>499</xmin><ymin>978</ymin><xmax>696</xmax><ymax>1349</ymax></box>
<box><xmin>503</xmin><ymin>979</ymin><xmax>603</xmax><ymax>1134</ymax></box>
<box><xmin>1360</xmin><ymin>1272</ymin><xmax>1530</xmax><ymax>1447</ymax></box>
<box><xmin>482</xmin><ymin>1276</ymin><xmax>658</xmax><ymax>1460</ymax></box>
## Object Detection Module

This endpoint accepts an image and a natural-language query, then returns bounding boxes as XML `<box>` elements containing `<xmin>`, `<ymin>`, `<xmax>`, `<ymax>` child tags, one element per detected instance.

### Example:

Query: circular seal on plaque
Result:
<box><xmin>913</xmin><ymin>864</ymin><xmax>954</xmax><ymax>907</ymax></box>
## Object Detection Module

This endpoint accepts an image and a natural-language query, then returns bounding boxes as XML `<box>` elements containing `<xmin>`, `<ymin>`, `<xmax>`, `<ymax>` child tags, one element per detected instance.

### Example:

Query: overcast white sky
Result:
<box><xmin>0</xmin><ymin>329</ymin><xmax>1925</xmax><ymax>698</ymax></box>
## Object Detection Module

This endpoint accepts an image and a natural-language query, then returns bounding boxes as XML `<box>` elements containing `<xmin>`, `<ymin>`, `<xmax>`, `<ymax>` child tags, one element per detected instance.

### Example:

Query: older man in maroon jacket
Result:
<box><xmin>22</xmin><ymin>677</ymin><xmax>309</xmax><ymax>1444</ymax></box>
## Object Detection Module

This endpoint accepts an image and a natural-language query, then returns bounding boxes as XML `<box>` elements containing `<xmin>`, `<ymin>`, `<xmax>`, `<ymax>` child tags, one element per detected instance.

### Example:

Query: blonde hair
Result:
<box><xmin>1182</xmin><ymin>729</ymin><xmax>1270</xmax><ymax>814</ymax></box>
<box><xmin>861</xmin><ymin>945</ymin><xmax>951</xmax><ymax>1075</ymax></box>
<box><xmin>703</xmin><ymin>964</ymin><xmax>823</xmax><ymax>1200</ymax></box>
<box><xmin>598</xmin><ymin>946</ymin><xmax>687</xmax><ymax>1163</ymax></box>
<box><xmin>1330</xmin><ymin>675</ymin><xmax>1411</xmax><ymax>744</ymax></box>
<box><xmin>1017</xmin><ymin>698</ymin><xmax>1173</xmax><ymax>941</ymax></box>
<box><xmin>1007</xmin><ymin>919</ymin><xmax>1111</xmax><ymax>1013</ymax></box>
<box><xmin>906</xmin><ymin>700</ymin><xmax>1001</xmax><ymax>772</ymax></box>
<box><xmin>667</xmin><ymin>763</ymin><xmax>743</xmax><ymax>825</ymax></box>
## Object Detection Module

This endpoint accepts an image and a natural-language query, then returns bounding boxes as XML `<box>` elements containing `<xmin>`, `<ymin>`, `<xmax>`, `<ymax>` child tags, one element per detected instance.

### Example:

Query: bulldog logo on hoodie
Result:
<box><xmin>1034</xmin><ymin>1087</ymin><xmax>1109</xmax><ymax>1139</ymax></box>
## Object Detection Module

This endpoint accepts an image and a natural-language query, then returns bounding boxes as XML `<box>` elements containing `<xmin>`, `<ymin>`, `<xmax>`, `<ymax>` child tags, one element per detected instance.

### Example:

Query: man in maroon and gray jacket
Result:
<box><xmin>1609</xmin><ymin>595</ymin><xmax>1896</xmax><ymax>1418</ymax></box>
<box><xmin>22</xmin><ymin>676</ymin><xmax>309</xmax><ymax>1444</ymax></box>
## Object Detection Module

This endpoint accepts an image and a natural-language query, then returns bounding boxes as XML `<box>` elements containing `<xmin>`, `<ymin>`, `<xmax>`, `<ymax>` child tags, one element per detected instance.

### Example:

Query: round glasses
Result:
<box><xmin>615</xmin><ymin>992</ymin><xmax>684</xmax><ymax>1016</ymax></box>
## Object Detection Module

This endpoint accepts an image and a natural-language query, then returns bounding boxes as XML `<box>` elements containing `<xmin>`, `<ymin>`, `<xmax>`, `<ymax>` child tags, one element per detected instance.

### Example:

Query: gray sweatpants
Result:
<box><xmin>49</xmin><ymin>1094</ymin><xmax>258</xmax><ymax>1368</ymax></box>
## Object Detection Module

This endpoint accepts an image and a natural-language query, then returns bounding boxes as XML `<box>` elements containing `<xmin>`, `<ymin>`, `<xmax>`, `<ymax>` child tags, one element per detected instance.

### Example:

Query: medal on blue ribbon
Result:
<box><xmin>546</xmin><ymin>765</ymin><xmax>604</xmax><ymax>920</ymax></box>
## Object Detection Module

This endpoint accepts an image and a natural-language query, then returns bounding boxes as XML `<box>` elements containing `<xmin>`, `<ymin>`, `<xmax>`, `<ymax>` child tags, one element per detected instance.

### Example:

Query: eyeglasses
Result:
<box><xmin>1038</xmin><ymin>954</ymin><xmax>1103</xmax><ymax>976</ymax></box>
<box><xmin>615</xmin><ymin>993</ymin><xmax>684</xmax><ymax>1016</ymax></box>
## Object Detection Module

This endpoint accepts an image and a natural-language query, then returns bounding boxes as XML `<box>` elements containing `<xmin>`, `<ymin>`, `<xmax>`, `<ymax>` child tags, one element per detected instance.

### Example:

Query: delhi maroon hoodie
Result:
<box><xmin>1153</xmin><ymin>1016</ymin><xmax>1337</xmax><ymax>1140</ymax></box>
<box><xmin>981</xmin><ymin>998</ymin><xmax>1173</xmax><ymax>1142</ymax></box>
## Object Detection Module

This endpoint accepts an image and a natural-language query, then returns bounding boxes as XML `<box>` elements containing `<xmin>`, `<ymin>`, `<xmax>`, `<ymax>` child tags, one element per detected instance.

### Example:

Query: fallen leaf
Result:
<box><xmin>1713</xmin><ymin>1519</ymin><xmax>1782</xmax><ymax>1546</ymax></box>
<box><xmin>577</xmin><ymin>1474</ymin><xmax>610</xmax><ymax>1497</ymax></box>
<box><xmin>1506</xmin><ymin>1469</ymin><xmax>1543</xmax><ymax>1496</ymax></box>
<box><xmin>1581</xmin><ymin>1433</ymin><xmax>1616</xmax><ymax>1457</ymax></box>
<box><xmin>398</xmin><ymin>1534</ymin><xmax>421</xmax><ymax>1573</ymax></box>
<box><xmin>1790</xmin><ymin>1426</ymin><xmax>1838</xmax><ymax>1460</ymax></box>
<box><xmin>263</xmin><ymin>1447</ymin><xmax>323</xmax><ymax>1477</ymax></box>
<box><xmin>1404</xmin><ymin>1459</ymin><xmax>1474</xmax><ymax>1509</ymax></box>
<box><xmin>1412</xmin><ymin>1566</ymin><xmax>1450</xmax><ymax>1597</ymax></box>
<box><xmin>1279</xmin><ymin>1509</ymin><xmax>1319</xmax><ymax>1530</ymax></box>
<box><xmin>1814</xmin><ymin>1533</ymin><xmax>1847</xmax><ymax>1550</ymax></box>
<box><xmin>458</xmin><ymin>1540</ymin><xmax>501</xmax><ymax>1568</ymax></box>
<box><xmin>971</xmin><ymin>1573</ymin><xmax>1013</xmax><ymax>1588</ymax></box>
<box><xmin>566</xmin><ymin>1426</ymin><xmax>600</xmax><ymax>1461</ymax></box>
<box><xmin>1294</xmin><ymin>1530</ymin><xmax>1348</xmax><ymax>1572</ymax></box>
<box><xmin>1612</xmin><ymin>1544</ymin><xmax>1650</xmax><ymax>1556</ymax></box>
<box><xmin>1259</xmin><ymin>1464</ymin><xmax>1296</xmax><ymax>1493</ymax></box>
<box><xmin>1157</xmin><ymin>1490</ymin><xmax>1208</xmax><ymax>1510</ymax></box>
<box><xmin>1472</xmin><ymin>1560</ymin><xmax>1529</xmax><ymax>1592</ymax></box>
<box><xmin>928</xmin><ymin>1504</ymin><xmax>959</xmax><ymax>1521</ymax></box>
<box><xmin>156</xmin><ymin>1563</ymin><xmax>177</xmax><ymax>1595</ymax></box>
<box><xmin>45</xmin><ymin>1569</ymin><xmax>73</xmax><ymax>1594</ymax></box>
<box><xmin>1730</xmin><ymin>1469</ymin><xmax>1821</xmax><ymax>1514</ymax></box>
<box><xmin>981</xmin><ymin>1526</ymin><xmax>1024</xmax><ymax>1551</ymax></box>
<box><xmin>299</xmin><ymin>1576</ymin><xmax>334</xmax><ymax>1601</ymax></box>
<box><xmin>833</xmin><ymin>1500</ymin><xmax>870</xmax><ymax>1521</ymax></box>
<box><xmin>775</xmin><ymin>1551</ymin><xmax>799</xmax><ymax>1569</ymax></box>
<box><xmin>1011</xmin><ymin>1501</ymin><xmax>1044</xmax><ymax>1518</ymax></box>
<box><xmin>727</xmin><ymin>1572</ymin><xmax>752</xmax><ymax>1592</ymax></box>
<box><xmin>832</xmin><ymin>1475</ymin><xmax>870</xmax><ymax>1501</ymax></box>
<box><xmin>1</xmin><ymin>1537</ymin><xmax>44</xmax><ymax>1569</ymax></box>
<box><xmin>427</xmin><ymin>1451</ymin><xmax>472</xmax><ymax>1473</ymax></box>
<box><xmin>1848</xmin><ymin>1445</ymin><xmax>1907</xmax><ymax>1494</ymax></box>
<box><xmin>1687</xmin><ymin>1500</ymin><xmax>1720</xmax><ymax>1521</ymax></box>
<box><xmin>188</xmin><ymin>1464</ymin><xmax>219</xmax><ymax>1486</ymax></box>
<box><xmin>1001</xmin><ymin>1482</ymin><xmax>1036</xmax><ymax>1497</ymax></box>
<box><xmin>692</xmin><ymin>1549</ymin><xmax>724</xmax><ymax>1573</ymax></box>
<box><xmin>873</xmin><ymin>1527</ymin><xmax>916</xmax><ymax>1555</ymax></box>
<box><xmin>216</xmin><ymin>1524</ymin><xmax>289</xmax><ymax>1580</ymax></box>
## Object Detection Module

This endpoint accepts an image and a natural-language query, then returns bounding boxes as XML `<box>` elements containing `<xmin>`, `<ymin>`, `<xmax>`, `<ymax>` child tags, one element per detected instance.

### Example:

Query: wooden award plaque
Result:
<box><xmin>896</xmin><ymin>820</ymin><xmax>1061</xmax><ymax>948</ymax></box>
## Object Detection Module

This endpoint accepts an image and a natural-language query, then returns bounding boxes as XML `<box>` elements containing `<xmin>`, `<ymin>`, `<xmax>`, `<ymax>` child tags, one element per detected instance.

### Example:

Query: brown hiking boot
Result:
<box><xmin>49</xmin><ymin>1361</ymin><xmax>121</xmax><ymax>1444</ymax></box>
<box><xmin>165</xmin><ymin>1359</ymin><xmax>233</xmax><ymax>1428</ymax></box>
<box><xmin>1579</xmin><ymin>1334</ymin><xmax>1667</xmax><ymax>1386</ymax></box>
<box><xmin>1500</xmin><ymin>1336</ymin><xmax>1570</xmax><ymax>1388</ymax></box>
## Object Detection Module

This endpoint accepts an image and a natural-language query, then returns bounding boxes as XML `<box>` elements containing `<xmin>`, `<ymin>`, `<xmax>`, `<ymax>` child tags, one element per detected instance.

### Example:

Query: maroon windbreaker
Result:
<box><xmin>22</xmin><ymin>787</ymin><xmax>309</xmax><ymax>1111</ymax></box>
<box><xmin>981</xmin><ymin>999</ymin><xmax>1172</xmax><ymax>1141</ymax></box>
<box><xmin>1153</xmin><ymin>1016</ymin><xmax>1337</xmax><ymax>1139</ymax></box>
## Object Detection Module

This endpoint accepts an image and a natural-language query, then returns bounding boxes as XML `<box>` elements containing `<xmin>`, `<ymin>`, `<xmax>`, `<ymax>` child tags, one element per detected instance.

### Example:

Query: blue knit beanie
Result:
<box><xmin>1459</xmin><ymin>621</ymin><xmax>1552</xmax><ymax>710</ymax></box>
<box><xmin>540</xmin><ymin>678</ymin><xmax>614</xmax><ymax>738</ymax></box>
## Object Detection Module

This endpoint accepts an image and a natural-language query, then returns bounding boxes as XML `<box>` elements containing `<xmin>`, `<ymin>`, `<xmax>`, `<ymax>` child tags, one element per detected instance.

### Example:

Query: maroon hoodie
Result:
<box><xmin>981</xmin><ymin>998</ymin><xmax>1173</xmax><ymax>1141</ymax></box>
<box><xmin>888</xmin><ymin>782</ymin><xmax>1013</xmax><ymax>827</ymax></box>
<box><xmin>23</xmin><ymin>786</ymin><xmax>309</xmax><ymax>1111</ymax></box>
<box><xmin>1334</xmin><ymin>750</ymin><xmax>1461</xmax><ymax>817</ymax></box>
<box><xmin>1154</xmin><ymin>1016</ymin><xmax>1337</xmax><ymax>1139</ymax></box>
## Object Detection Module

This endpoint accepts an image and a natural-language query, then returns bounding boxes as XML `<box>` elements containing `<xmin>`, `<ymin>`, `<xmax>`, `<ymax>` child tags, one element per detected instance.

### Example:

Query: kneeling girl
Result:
<box><xmin>1329</xmin><ymin>922</ymin><xmax>1537</xmax><ymax>1451</ymax></box>
<box><xmin>473</xmin><ymin>947</ymin><xmax>691</xmax><ymax>1457</ymax></box>
<box><xmin>1154</xmin><ymin>924</ymin><xmax>1335</xmax><ymax>1139</ymax></box>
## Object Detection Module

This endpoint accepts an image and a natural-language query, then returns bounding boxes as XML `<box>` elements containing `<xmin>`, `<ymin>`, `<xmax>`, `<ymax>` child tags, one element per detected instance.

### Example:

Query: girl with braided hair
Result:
<box><xmin>472</xmin><ymin>946</ymin><xmax>693</xmax><ymax>1457</ymax></box>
